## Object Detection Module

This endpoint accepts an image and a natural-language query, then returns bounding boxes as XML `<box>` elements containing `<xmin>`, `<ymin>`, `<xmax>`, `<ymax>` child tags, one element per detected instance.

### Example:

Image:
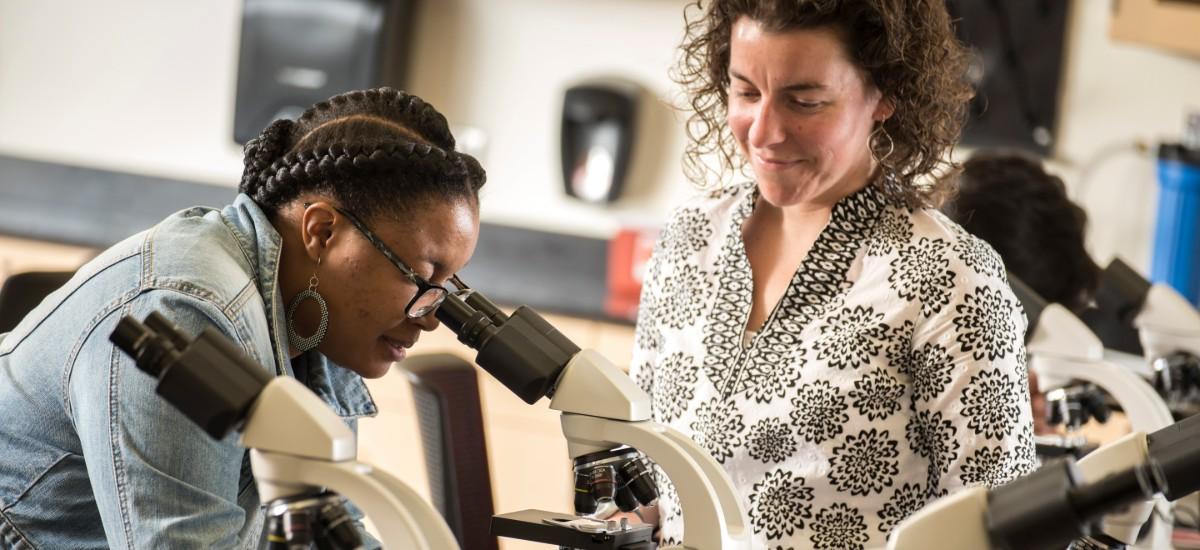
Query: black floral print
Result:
<box><xmin>790</xmin><ymin>381</ymin><xmax>849</xmax><ymax>444</ymax></box>
<box><xmin>747</xmin><ymin>417</ymin><xmax>798</xmax><ymax>464</ymax></box>
<box><xmin>953</xmin><ymin>285</ymin><xmax>1019</xmax><ymax>362</ymax></box>
<box><xmin>906</xmin><ymin>409</ymin><xmax>962</xmax><ymax>489</ymax></box>
<box><xmin>813</xmin><ymin>305</ymin><xmax>889</xmax><ymax>371</ymax></box>
<box><xmin>949</xmin><ymin>221</ymin><xmax>1007</xmax><ymax>279</ymax></box>
<box><xmin>633</xmin><ymin>290</ymin><xmax>662</xmax><ymax>353</ymax></box>
<box><xmin>960</xmin><ymin>369</ymin><xmax>1022</xmax><ymax>440</ymax></box>
<box><xmin>749</xmin><ymin>469</ymin><xmax>815</xmax><ymax>540</ymax></box>
<box><xmin>888</xmin><ymin>238</ymin><xmax>956</xmax><ymax>317</ymax></box>
<box><xmin>877</xmin><ymin>483</ymin><xmax>928</xmax><ymax>535</ymax></box>
<box><xmin>660</xmin><ymin>263</ymin><xmax>713</xmax><ymax>329</ymax></box>
<box><xmin>961</xmin><ymin>445</ymin><xmax>1015</xmax><ymax>486</ymax></box>
<box><xmin>906</xmin><ymin>341</ymin><xmax>955</xmax><ymax>403</ymax></box>
<box><xmin>883</xmin><ymin>319</ymin><xmax>915</xmax><ymax>373</ymax></box>
<box><xmin>632</xmin><ymin>360</ymin><xmax>653</xmax><ymax>398</ymax></box>
<box><xmin>850</xmin><ymin>368</ymin><xmax>904</xmax><ymax>420</ymax></box>
<box><xmin>811</xmin><ymin>503</ymin><xmax>869</xmax><ymax>550</ymax></box>
<box><xmin>650</xmin><ymin>353</ymin><xmax>698</xmax><ymax>423</ymax></box>
<box><xmin>659</xmin><ymin>207</ymin><xmax>713</xmax><ymax>263</ymax></box>
<box><xmin>867</xmin><ymin>206</ymin><xmax>914</xmax><ymax>257</ymax></box>
<box><xmin>628</xmin><ymin>182</ymin><xmax>1033</xmax><ymax>548</ymax></box>
<box><xmin>690</xmin><ymin>398</ymin><xmax>746</xmax><ymax>464</ymax></box>
<box><xmin>830</xmin><ymin>428</ymin><xmax>901</xmax><ymax>496</ymax></box>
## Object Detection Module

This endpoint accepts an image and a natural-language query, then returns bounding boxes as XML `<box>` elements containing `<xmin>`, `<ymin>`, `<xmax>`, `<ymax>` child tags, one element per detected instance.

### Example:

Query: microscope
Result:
<box><xmin>434</xmin><ymin>277</ymin><xmax>752</xmax><ymax>549</ymax></box>
<box><xmin>888</xmin><ymin>410</ymin><xmax>1200</xmax><ymax>550</ymax></box>
<box><xmin>109</xmin><ymin>312</ymin><xmax>460</xmax><ymax>549</ymax></box>
<box><xmin>1083</xmin><ymin>258</ymin><xmax>1200</xmax><ymax>414</ymax></box>
<box><xmin>1010</xmin><ymin>276</ymin><xmax>1176</xmax><ymax>549</ymax></box>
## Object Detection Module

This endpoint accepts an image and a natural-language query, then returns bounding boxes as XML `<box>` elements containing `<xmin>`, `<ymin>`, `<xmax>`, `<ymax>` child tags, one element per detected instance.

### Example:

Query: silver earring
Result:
<box><xmin>287</xmin><ymin>257</ymin><xmax>328</xmax><ymax>353</ymax></box>
<box><xmin>869</xmin><ymin>124</ymin><xmax>895</xmax><ymax>166</ymax></box>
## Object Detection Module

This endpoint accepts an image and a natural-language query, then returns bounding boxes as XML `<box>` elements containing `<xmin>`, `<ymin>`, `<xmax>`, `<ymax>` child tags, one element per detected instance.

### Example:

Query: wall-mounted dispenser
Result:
<box><xmin>560</xmin><ymin>79</ymin><xmax>642</xmax><ymax>204</ymax></box>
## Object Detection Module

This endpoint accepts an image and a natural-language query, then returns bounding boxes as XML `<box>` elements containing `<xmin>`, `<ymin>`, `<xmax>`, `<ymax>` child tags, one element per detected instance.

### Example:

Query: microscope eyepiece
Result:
<box><xmin>110</xmin><ymin>315</ymin><xmax>181</xmax><ymax>378</ymax></box>
<box><xmin>110</xmin><ymin>312</ymin><xmax>271</xmax><ymax>439</ymax></box>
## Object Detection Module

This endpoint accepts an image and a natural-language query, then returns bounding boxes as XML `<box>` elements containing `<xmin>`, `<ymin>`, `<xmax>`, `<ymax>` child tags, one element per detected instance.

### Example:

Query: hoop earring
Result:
<box><xmin>869</xmin><ymin>124</ymin><xmax>895</xmax><ymax>166</ymax></box>
<box><xmin>287</xmin><ymin>256</ymin><xmax>329</xmax><ymax>353</ymax></box>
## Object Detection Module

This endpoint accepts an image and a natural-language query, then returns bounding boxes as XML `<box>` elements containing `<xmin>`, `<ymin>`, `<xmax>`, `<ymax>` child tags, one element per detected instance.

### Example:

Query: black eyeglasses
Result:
<box><xmin>329</xmin><ymin>205</ymin><xmax>451</xmax><ymax>319</ymax></box>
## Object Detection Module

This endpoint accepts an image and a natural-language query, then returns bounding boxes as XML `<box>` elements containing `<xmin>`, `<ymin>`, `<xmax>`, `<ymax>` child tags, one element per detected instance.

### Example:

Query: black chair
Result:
<box><xmin>0</xmin><ymin>271</ymin><xmax>74</xmax><ymax>334</ymax></box>
<box><xmin>402</xmin><ymin>353</ymin><xmax>499</xmax><ymax>550</ymax></box>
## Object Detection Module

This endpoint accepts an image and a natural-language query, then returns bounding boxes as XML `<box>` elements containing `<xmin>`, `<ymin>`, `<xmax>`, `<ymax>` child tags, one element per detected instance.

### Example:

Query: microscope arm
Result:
<box><xmin>1030</xmin><ymin>352</ymin><xmax>1175</xmax><ymax>434</ymax></box>
<box><xmin>250</xmin><ymin>449</ymin><xmax>459</xmax><ymax>548</ymax></box>
<box><xmin>549</xmin><ymin>340</ymin><xmax>753</xmax><ymax>549</ymax></box>
<box><xmin>110</xmin><ymin>314</ymin><xmax>460</xmax><ymax>550</ymax></box>
<box><xmin>1138</xmin><ymin>284</ymin><xmax>1200</xmax><ymax>358</ymax></box>
<box><xmin>1035</xmin><ymin>358</ymin><xmax>1170</xmax><ymax>550</ymax></box>
<box><xmin>435</xmin><ymin>289</ymin><xmax>753</xmax><ymax>549</ymax></box>
<box><xmin>240</xmin><ymin>377</ymin><xmax>460</xmax><ymax>549</ymax></box>
<box><xmin>559</xmin><ymin>414</ymin><xmax>751</xmax><ymax>548</ymax></box>
<box><xmin>1013</xmin><ymin>278</ymin><xmax>1175</xmax><ymax>547</ymax></box>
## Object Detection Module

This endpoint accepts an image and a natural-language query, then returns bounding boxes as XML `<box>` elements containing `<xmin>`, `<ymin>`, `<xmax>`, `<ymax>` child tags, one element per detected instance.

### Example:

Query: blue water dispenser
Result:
<box><xmin>1151</xmin><ymin>113</ymin><xmax>1200</xmax><ymax>304</ymax></box>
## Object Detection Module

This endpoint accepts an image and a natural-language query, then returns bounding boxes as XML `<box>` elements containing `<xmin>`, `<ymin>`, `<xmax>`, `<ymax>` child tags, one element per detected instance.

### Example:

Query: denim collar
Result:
<box><xmin>220</xmin><ymin>194</ymin><xmax>377</xmax><ymax>419</ymax></box>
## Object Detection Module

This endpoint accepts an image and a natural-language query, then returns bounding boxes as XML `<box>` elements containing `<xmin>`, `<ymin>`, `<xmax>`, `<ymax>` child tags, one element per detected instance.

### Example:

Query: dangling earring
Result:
<box><xmin>287</xmin><ymin>256</ymin><xmax>329</xmax><ymax>353</ymax></box>
<box><xmin>869</xmin><ymin>123</ymin><xmax>895</xmax><ymax>166</ymax></box>
<box><xmin>869</xmin><ymin>123</ymin><xmax>901</xmax><ymax>193</ymax></box>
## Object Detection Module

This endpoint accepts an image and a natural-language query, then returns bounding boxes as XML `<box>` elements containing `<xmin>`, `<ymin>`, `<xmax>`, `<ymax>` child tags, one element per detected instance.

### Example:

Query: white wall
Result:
<box><xmin>2</xmin><ymin>0</ymin><xmax>1200</xmax><ymax>260</ymax></box>
<box><xmin>1046</xmin><ymin>0</ymin><xmax>1200</xmax><ymax>274</ymax></box>
<box><xmin>0</xmin><ymin>1</ymin><xmax>247</xmax><ymax>184</ymax></box>
<box><xmin>0</xmin><ymin>0</ymin><xmax>697</xmax><ymax>239</ymax></box>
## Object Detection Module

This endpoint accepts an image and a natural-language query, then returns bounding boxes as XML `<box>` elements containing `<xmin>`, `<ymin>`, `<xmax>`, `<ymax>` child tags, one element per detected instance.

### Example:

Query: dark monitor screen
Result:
<box><xmin>233</xmin><ymin>0</ymin><xmax>414</xmax><ymax>144</ymax></box>
<box><xmin>948</xmin><ymin>0</ymin><xmax>1070</xmax><ymax>156</ymax></box>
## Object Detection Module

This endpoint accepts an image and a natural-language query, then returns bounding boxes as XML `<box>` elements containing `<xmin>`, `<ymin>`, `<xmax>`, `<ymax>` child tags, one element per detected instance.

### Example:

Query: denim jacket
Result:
<box><xmin>0</xmin><ymin>194</ymin><xmax>379</xmax><ymax>549</ymax></box>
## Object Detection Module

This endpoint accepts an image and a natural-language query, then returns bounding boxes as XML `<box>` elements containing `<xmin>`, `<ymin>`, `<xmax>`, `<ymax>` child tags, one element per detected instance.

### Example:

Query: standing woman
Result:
<box><xmin>629</xmin><ymin>1</ymin><xmax>1036</xmax><ymax>548</ymax></box>
<box><xmin>0</xmin><ymin>88</ymin><xmax>484</xmax><ymax>548</ymax></box>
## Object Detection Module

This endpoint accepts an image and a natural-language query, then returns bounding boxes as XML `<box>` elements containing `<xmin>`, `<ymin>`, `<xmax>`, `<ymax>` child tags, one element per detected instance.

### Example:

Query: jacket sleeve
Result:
<box><xmin>69</xmin><ymin>289</ymin><xmax>270</xmax><ymax>549</ymax></box>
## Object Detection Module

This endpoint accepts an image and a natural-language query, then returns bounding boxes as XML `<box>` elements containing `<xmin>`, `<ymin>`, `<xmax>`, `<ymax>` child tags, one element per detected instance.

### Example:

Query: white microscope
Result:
<box><xmin>1083</xmin><ymin>258</ymin><xmax>1200</xmax><ymax>414</ymax></box>
<box><xmin>110</xmin><ymin>312</ymin><xmax>460</xmax><ymax>549</ymax></box>
<box><xmin>433</xmin><ymin>278</ymin><xmax>753</xmax><ymax>550</ymax></box>
<box><xmin>1008</xmin><ymin>275</ymin><xmax>1177</xmax><ymax>549</ymax></box>
<box><xmin>888</xmin><ymin>410</ymin><xmax>1200</xmax><ymax>550</ymax></box>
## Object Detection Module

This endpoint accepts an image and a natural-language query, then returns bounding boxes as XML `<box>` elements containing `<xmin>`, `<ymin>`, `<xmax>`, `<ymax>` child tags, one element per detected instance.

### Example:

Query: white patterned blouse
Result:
<box><xmin>628</xmin><ymin>181</ymin><xmax>1037</xmax><ymax>549</ymax></box>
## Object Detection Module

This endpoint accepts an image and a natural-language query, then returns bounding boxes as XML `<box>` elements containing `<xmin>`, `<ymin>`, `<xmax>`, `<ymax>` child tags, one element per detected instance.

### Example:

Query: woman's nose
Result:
<box><xmin>748</xmin><ymin>99</ymin><xmax>787</xmax><ymax>149</ymax></box>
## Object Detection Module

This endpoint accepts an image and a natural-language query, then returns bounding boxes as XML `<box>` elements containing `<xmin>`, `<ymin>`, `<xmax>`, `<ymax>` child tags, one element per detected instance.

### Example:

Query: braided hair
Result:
<box><xmin>238</xmin><ymin>88</ymin><xmax>486</xmax><ymax>220</ymax></box>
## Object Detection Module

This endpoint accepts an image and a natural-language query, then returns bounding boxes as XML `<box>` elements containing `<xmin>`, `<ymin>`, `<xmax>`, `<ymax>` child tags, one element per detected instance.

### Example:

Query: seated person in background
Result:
<box><xmin>942</xmin><ymin>151</ymin><xmax>1100</xmax><ymax>314</ymax></box>
<box><xmin>0</xmin><ymin>88</ymin><xmax>485</xmax><ymax>548</ymax></box>
<box><xmin>942</xmin><ymin>150</ymin><xmax>1102</xmax><ymax>434</ymax></box>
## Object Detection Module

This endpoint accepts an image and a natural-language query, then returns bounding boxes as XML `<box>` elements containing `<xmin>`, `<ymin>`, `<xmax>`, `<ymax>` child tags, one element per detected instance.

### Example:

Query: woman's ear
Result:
<box><xmin>299</xmin><ymin>202</ymin><xmax>338</xmax><ymax>262</ymax></box>
<box><xmin>873</xmin><ymin>94</ymin><xmax>896</xmax><ymax>122</ymax></box>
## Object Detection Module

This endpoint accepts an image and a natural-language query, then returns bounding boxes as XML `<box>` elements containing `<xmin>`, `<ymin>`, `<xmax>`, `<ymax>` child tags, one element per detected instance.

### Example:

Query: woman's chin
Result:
<box><xmin>357</xmin><ymin>359</ymin><xmax>394</xmax><ymax>379</ymax></box>
<box><xmin>756</xmin><ymin>177</ymin><xmax>815</xmax><ymax>207</ymax></box>
<box><xmin>333</xmin><ymin>352</ymin><xmax>394</xmax><ymax>379</ymax></box>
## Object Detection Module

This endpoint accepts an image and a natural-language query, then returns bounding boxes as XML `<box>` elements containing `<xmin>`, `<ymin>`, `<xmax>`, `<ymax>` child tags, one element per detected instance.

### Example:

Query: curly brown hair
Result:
<box><xmin>672</xmin><ymin>0</ymin><xmax>973</xmax><ymax>207</ymax></box>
